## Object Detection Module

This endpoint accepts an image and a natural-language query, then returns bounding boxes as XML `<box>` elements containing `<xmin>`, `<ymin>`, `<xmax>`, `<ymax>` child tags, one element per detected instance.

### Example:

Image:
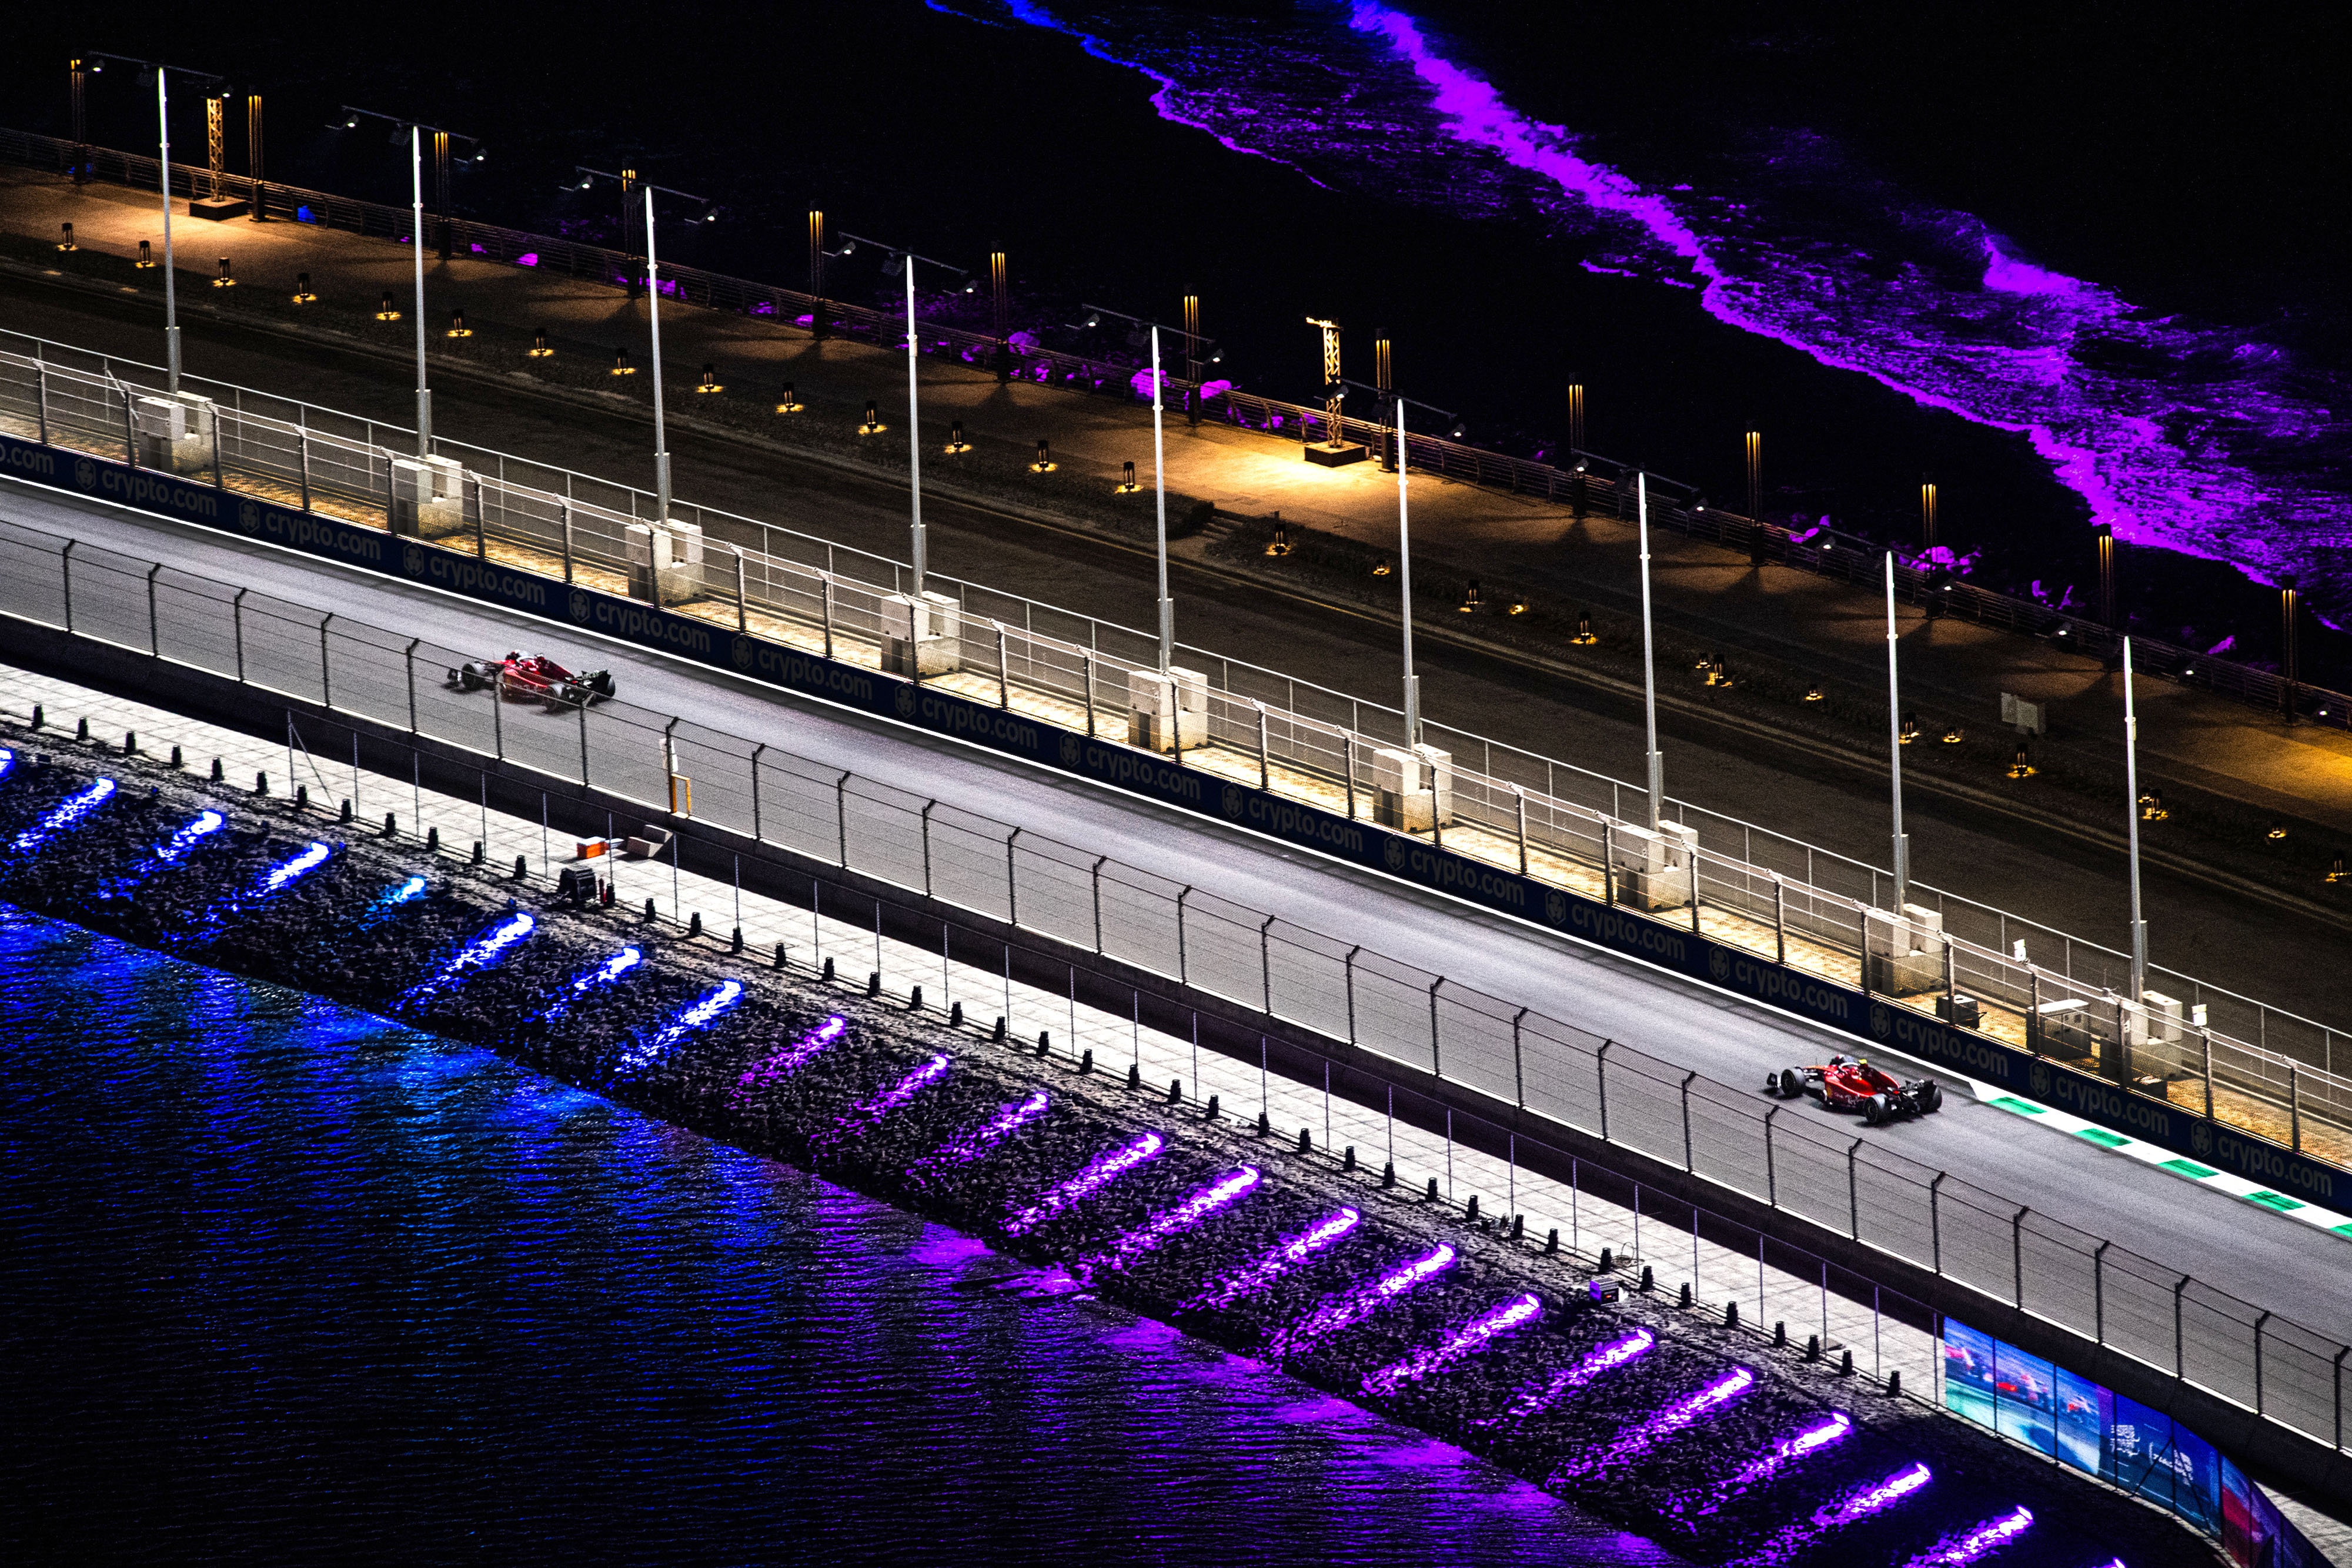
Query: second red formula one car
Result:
<box><xmin>1766</xmin><ymin>1054</ymin><xmax>1943</xmax><ymax>1125</ymax></box>
<box><xmin>447</xmin><ymin>652</ymin><xmax>616</xmax><ymax>709</ymax></box>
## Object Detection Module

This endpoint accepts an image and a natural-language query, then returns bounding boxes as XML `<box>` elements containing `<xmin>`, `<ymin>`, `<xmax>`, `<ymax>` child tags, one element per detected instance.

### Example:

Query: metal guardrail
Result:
<box><xmin>9</xmin><ymin>123</ymin><xmax>2344</xmax><ymax>741</ymax></box>
<box><xmin>4</xmin><ymin>508</ymin><xmax>2346</xmax><ymax>1473</ymax></box>
<box><xmin>3</xmin><ymin>329</ymin><xmax>2346</xmax><ymax>1167</ymax></box>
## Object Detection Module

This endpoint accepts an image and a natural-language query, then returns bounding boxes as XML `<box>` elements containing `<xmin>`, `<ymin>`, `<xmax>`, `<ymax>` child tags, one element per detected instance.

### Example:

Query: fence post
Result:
<box><xmin>1514</xmin><ymin>787</ymin><xmax>1529</xmax><ymax>875</ymax></box>
<box><xmin>59</xmin><ymin>540</ymin><xmax>74</xmax><ymax>633</ymax></box>
<box><xmin>297</xmin><ymin>424</ymin><xmax>312</xmax><ymax>513</ymax></box>
<box><xmin>1428</xmin><ymin>978</ymin><xmax>1444</xmax><ymax>1079</ymax></box>
<box><xmin>2174</xmin><ymin>1275</ymin><xmax>2188</xmax><ymax>1378</ymax></box>
<box><xmin>1344</xmin><ymin>734</ymin><xmax>1358</xmax><ymax>820</ymax></box>
<box><xmin>996</xmin><ymin>625</ymin><xmax>1010</xmax><ymax>708</ymax></box>
<box><xmin>1005</xmin><ymin>828</ymin><xmax>1020</xmax><ymax>925</ymax></box>
<box><xmin>821</xmin><ymin>579</ymin><xmax>836</xmax><ymax>660</ymax></box>
<box><xmin>2201</xmin><ymin>1030</ymin><xmax>2214</xmax><ymax>1119</ymax></box>
<box><xmin>211</xmin><ymin>398</ymin><xmax>226</xmax><ymax>489</ymax></box>
<box><xmin>559</xmin><ymin>502</ymin><xmax>575</xmax><ymax>584</ymax></box>
<box><xmin>1512</xmin><ymin>1007</ymin><xmax>1528</xmax><ymax>1108</ymax></box>
<box><xmin>1343</xmin><ymin>946</ymin><xmax>1359</xmax><ymax>1044</ymax></box>
<box><xmin>146</xmin><ymin>563</ymin><xmax>162</xmax><ymax>656</ymax></box>
<box><xmin>577</xmin><ymin>693</ymin><xmax>591</xmax><ymax>784</ymax></box>
<box><xmin>1773</xmin><ymin>874</ymin><xmax>1786</xmax><ymax>964</ymax></box>
<box><xmin>1690</xmin><ymin>848</ymin><xmax>1703</xmax><ymax>935</ymax></box>
<box><xmin>400</xmin><ymin>636</ymin><xmax>417</xmax><ymax>730</ymax></box>
<box><xmin>1929</xmin><ymin>1172</ymin><xmax>1944</xmax><ymax>1274</ymax></box>
<box><xmin>1681</xmin><ymin>1069</ymin><xmax>1698</xmax><ymax>1172</ymax></box>
<box><xmin>919</xmin><ymin>801</ymin><xmax>936</xmax><ymax>895</ymax></box>
<box><xmin>746</xmin><ymin>743</ymin><xmax>763</xmax><ymax>841</ymax></box>
<box><xmin>2254</xmin><ymin>1312</ymin><xmax>2271</xmax><ymax>1414</ymax></box>
<box><xmin>1177</xmin><ymin>886</ymin><xmax>1192</xmax><ymax>984</ymax></box>
<box><xmin>319</xmin><ymin>613</ymin><xmax>333</xmax><ymax>711</ymax></box>
<box><xmin>735</xmin><ymin>549</ymin><xmax>750</xmax><ymax>633</ymax></box>
<box><xmin>1763</xmin><ymin>1106</ymin><xmax>1779</xmax><ymax>1206</ymax></box>
<box><xmin>1091</xmin><ymin>855</ymin><xmax>1107</xmax><ymax>954</ymax></box>
<box><xmin>1256</xmin><ymin>703</ymin><xmax>1270</xmax><ymax>790</ymax></box>
<box><xmin>33</xmin><ymin>360</ymin><xmax>48</xmax><ymax>446</ymax></box>
<box><xmin>1850</xmin><ymin>1139</ymin><xmax>1865</xmax><ymax>1240</ymax></box>
<box><xmin>490</xmin><ymin>668</ymin><xmax>507</xmax><ymax>759</ymax></box>
<box><xmin>122</xmin><ymin>386</ymin><xmax>136</xmax><ymax>467</ymax></box>
<box><xmin>1858</xmin><ymin>905</ymin><xmax>1872</xmax><ymax>996</ymax></box>
<box><xmin>1596</xmin><ymin>1041</ymin><xmax>1611</xmax><ymax>1143</ymax></box>
<box><xmin>835</xmin><ymin>771</ymin><xmax>850</xmax><ymax>867</ymax></box>
<box><xmin>2333</xmin><ymin>1346</ymin><xmax>2347</xmax><ymax>1452</ymax></box>
<box><xmin>2012</xmin><ymin>1206</ymin><xmax>2029</xmax><ymax>1308</ymax></box>
<box><xmin>1260</xmin><ymin>914</ymin><xmax>1275</xmax><ymax>1014</ymax></box>
<box><xmin>2288</xmin><ymin>1062</ymin><xmax>2301</xmax><ymax>1151</ymax></box>
<box><xmin>1083</xmin><ymin>653</ymin><xmax>1097</xmax><ymax>740</ymax></box>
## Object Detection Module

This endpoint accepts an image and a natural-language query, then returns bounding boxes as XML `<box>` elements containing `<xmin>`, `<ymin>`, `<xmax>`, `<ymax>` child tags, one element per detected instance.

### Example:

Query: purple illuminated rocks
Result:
<box><xmin>1189</xmin><ymin>1206</ymin><xmax>1362</xmax><ymax>1310</ymax></box>
<box><xmin>101</xmin><ymin>810</ymin><xmax>225</xmax><ymax>897</ymax></box>
<box><xmin>1670</xmin><ymin>1410</ymin><xmax>1852</xmax><ymax>1515</ymax></box>
<box><xmin>1481</xmin><ymin>1327</ymin><xmax>1655</xmax><ymax>1427</ymax></box>
<box><xmin>1269</xmin><ymin>1243</ymin><xmax>1455</xmax><ymax>1360</ymax></box>
<box><xmin>814</xmin><ymin>1053</ymin><xmax>953</xmax><ymax>1152</ymax></box>
<box><xmin>730</xmin><ymin>1014</ymin><xmax>848</xmax><ymax>1104</ymax></box>
<box><xmin>542</xmin><ymin>944</ymin><xmax>643</xmax><ymax>1021</ymax></box>
<box><xmin>1733</xmin><ymin>1462</ymin><xmax>1934</xmax><ymax>1564</ymax></box>
<box><xmin>401</xmin><ymin>910</ymin><xmax>534</xmax><ymax>1006</ymax></box>
<box><xmin>909</xmin><ymin>1090</ymin><xmax>1052</xmax><ymax>1175</ymax></box>
<box><xmin>1004</xmin><ymin>1131</ymin><xmax>1164</xmax><ymax>1235</ymax></box>
<box><xmin>1553</xmin><ymin>1365</ymin><xmax>1755</xmax><ymax>1480</ymax></box>
<box><xmin>1089</xmin><ymin>1165</ymin><xmax>1262</xmax><ymax>1273</ymax></box>
<box><xmin>1901</xmin><ymin>1507</ymin><xmax>2032</xmax><ymax>1567</ymax></box>
<box><xmin>1362</xmin><ymin>1292</ymin><xmax>1540</xmax><ymax>1396</ymax></box>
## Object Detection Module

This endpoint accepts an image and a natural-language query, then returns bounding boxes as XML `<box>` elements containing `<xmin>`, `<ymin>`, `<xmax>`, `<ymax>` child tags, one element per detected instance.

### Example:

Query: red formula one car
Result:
<box><xmin>447</xmin><ymin>652</ymin><xmax>616</xmax><ymax>708</ymax></box>
<box><xmin>1766</xmin><ymin>1054</ymin><xmax>1943</xmax><ymax>1125</ymax></box>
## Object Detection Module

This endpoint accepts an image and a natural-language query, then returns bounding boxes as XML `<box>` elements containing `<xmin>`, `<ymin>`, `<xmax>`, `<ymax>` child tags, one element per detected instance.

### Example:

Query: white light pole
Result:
<box><xmin>343</xmin><ymin>111</ymin><xmax>483</xmax><ymax>454</ymax></box>
<box><xmin>1638</xmin><ymin>473</ymin><xmax>1663</xmax><ymax>828</ymax></box>
<box><xmin>904</xmin><ymin>252</ymin><xmax>924</xmax><ymax>593</ymax></box>
<box><xmin>1085</xmin><ymin>304</ymin><xmax>1214</xmax><ymax>672</ymax></box>
<box><xmin>1398</xmin><ymin>394</ymin><xmax>1419</xmax><ymax>743</ymax></box>
<box><xmin>645</xmin><ymin>184</ymin><xmax>671</xmax><ymax>520</ymax></box>
<box><xmin>2123</xmin><ymin>637</ymin><xmax>2147</xmax><ymax>1007</ymax></box>
<box><xmin>1886</xmin><ymin>552</ymin><xmax>1910</xmax><ymax>908</ymax></box>
<box><xmin>409</xmin><ymin>125</ymin><xmax>428</xmax><ymax>454</ymax></box>
<box><xmin>156</xmin><ymin>66</ymin><xmax>179</xmax><ymax>392</ymax></box>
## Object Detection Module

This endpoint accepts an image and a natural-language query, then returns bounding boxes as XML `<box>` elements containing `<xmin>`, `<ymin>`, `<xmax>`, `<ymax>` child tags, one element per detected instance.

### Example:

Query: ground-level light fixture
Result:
<box><xmin>212</xmin><ymin>256</ymin><xmax>234</xmax><ymax>287</ymax></box>
<box><xmin>291</xmin><ymin>272</ymin><xmax>316</xmax><ymax>303</ymax></box>
<box><xmin>136</xmin><ymin>240</ymin><xmax>155</xmax><ymax>268</ymax></box>
<box><xmin>611</xmin><ymin>346</ymin><xmax>634</xmax><ymax>375</ymax></box>
<box><xmin>1115</xmin><ymin>461</ymin><xmax>1141</xmax><ymax>494</ymax></box>
<box><xmin>1030</xmin><ymin>439</ymin><xmax>1055</xmax><ymax>472</ymax></box>
<box><xmin>57</xmin><ymin>223</ymin><xmax>76</xmax><ymax>252</ymax></box>
<box><xmin>2268</xmin><ymin>822</ymin><xmax>2288</xmax><ymax>840</ymax></box>
<box><xmin>1940</xmin><ymin>726</ymin><xmax>1964</xmax><ymax>744</ymax></box>
<box><xmin>774</xmin><ymin>383</ymin><xmax>801</xmax><ymax>414</ymax></box>
<box><xmin>1899</xmin><ymin>713</ymin><xmax>1918</xmax><ymax>744</ymax></box>
<box><xmin>1372</xmin><ymin>557</ymin><xmax>1392</xmax><ymax>577</ymax></box>
<box><xmin>1459</xmin><ymin>580</ymin><xmax>1482</xmax><ymax>613</ymax></box>
<box><xmin>1508</xmin><ymin>599</ymin><xmax>1529</xmax><ymax>617</ymax></box>
<box><xmin>1265</xmin><ymin>521</ymin><xmax>1292</xmax><ymax>557</ymax></box>
<box><xmin>2140</xmin><ymin>790</ymin><xmax>2168</xmax><ymax>821</ymax></box>
<box><xmin>2328</xmin><ymin>854</ymin><xmax>2346</xmax><ymax>884</ymax></box>
<box><xmin>1805</xmin><ymin>686</ymin><xmax>1825</xmax><ymax>703</ymax></box>
<box><xmin>858</xmin><ymin>400</ymin><xmax>884</xmax><ymax>435</ymax></box>
<box><xmin>2008</xmin><ymin>742</ymin><xmax>2036</xmax><ymax>778</ymax></box>
<box><xmin>447</xmin><ymin>308</ymin><xmax>470</xmax><ymax>337</ymax></box>
<box><xmin>1572</xmin><ymin>611</ymin><xmax>1597</xmax><ymax>645</ymax></box>
<box><xmin>527</xmin><ymin>327</ymin><xmax>553</xmax><ymax>357</ymax></box>
<box><xmin>944</xmin><ymin>420</ymin><xmax>970</xmax><ymax>454</ymax></box>
<box><xmin>376</xmin><ymin>290</ymin><xmax>399</xmax><ymax>320</ymax></box>
<box><xmin>696</xmin><ymin>362</ymin><xmax>721</xmax><ymax>393</ymax></box>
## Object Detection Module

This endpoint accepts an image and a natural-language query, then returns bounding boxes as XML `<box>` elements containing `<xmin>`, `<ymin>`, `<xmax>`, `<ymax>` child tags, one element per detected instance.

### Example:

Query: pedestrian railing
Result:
<box><xmin>3</xmin><ymin>506</ymin><xmax>2346</xmax><ymax>1471</ymax></box>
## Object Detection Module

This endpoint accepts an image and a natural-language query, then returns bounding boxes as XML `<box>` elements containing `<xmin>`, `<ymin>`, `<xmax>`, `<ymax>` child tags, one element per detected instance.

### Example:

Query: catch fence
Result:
<box><xmin>2</xmin><ymin>329</ymin><xmax>2346</xmax><ymax>1175</ymax></box>
<box><xmin>2</xmin><ymin>509</ymin><xmax>2347</xmax><ymax>1468</ymax></box>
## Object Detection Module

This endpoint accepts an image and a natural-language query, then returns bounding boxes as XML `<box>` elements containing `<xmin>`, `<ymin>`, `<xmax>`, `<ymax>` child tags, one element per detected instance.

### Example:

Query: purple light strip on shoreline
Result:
<box><xmin>1004</xmin><ymin>1131</ymin><xmax>1165</xmax><ymax>1235</ymax></box>
<box><xmin>1271</xmin><ymin>1243</ymin><xmax>1455</xmax><ymax>1360</ymax></box>
<box><xmin>1902</xmin><ymin>1507</ymin><xmax>2032</xmax><ymax>1567</ymax></box>
<box><xmin>911</xmin><ymin>1091</ymin><xmax>1053</xmax><ymax>1173</ymax></box>
<box><xmin>541</xmin><ymin>945</ymin><xmax>643</xmax><ymax>1021</ymax></box>
<box><xmin>1479</xmin><ymin>1327</ymin><xmax>1655</xmax><ymax>1426</ymax></box>
<box><xmin>1091</xmin><ymin>1165</ymin><xmax>1262</xmax><ymax>1273</ymax></box>
<box><xmin>814</xmin><ymin>1054</ymin><xmax>953</xmax><ymax>1151</ymax></box>
<box><xmin>1553</xmin><ymin>1365</ymin><xmax>1754</xmax><ymax>1479</ymax></box>
<box><xmin>729</xmin><ymin>1015</ymin><xmax>848</xmax><ymax>1104</ymax></box>
<box><xmin>13</xmin><ymin>777</ymin><xmax>117</xmax><ymax>851</ymax></box>
<box><xmin>1189</xmin><ymin>1207</ymin><xmax>1362</xmax><ymax>1309</ymax></box>
<box><xmin>1669</xmin><ymin>1410</ymin><xmax>1851</xmax><ymax>1514</ymax></box>
<box><xmin>1364</xmin><ymin>1293</ymin><xmax>1541</xmax><ymax>1395</ymax></box>
<box><xmin>401</xmin><ymin>911</ymin><xmax>534</xmax><ymax>1005</ymax></box>
<box><xmin>1729</xmin><ymin>1462</ymin><xmax>1934</xmax><ymax>1565</ymax></box>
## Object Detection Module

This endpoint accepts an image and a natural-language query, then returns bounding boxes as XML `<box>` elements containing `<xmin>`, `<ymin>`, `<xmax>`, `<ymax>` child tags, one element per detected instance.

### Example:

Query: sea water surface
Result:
<box><xmin>0</xmin><ymin>907</ymin><xmax>1685</xmax><ymax>1564</ymax></box>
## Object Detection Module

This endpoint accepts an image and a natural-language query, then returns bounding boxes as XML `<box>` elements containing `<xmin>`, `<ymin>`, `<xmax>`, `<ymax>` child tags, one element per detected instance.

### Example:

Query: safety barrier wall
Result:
<box><xmin>3</xmin><ymin>449</ymin><xmax>2349</xmax><ymax>1484</ymax></box>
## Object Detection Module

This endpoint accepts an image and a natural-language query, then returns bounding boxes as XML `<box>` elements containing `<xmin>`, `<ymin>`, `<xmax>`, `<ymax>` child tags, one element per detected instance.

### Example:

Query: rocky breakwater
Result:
<box><xmin>0</xmin><ymin>735</ymin><xmax>2206</xmax><ymax>1567</ymax></box>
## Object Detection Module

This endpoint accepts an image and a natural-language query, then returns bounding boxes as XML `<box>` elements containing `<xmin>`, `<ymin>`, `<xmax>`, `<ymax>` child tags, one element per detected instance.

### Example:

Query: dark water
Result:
<box><xmin>17</xmin><ymin>1</ymin><xmax>2348</xmax><ymax>668</ymax></box>
<box><xmin>0</xmin><ymin>907</ymin><xmax>1686</xmax><ymax>1564</ymax></box>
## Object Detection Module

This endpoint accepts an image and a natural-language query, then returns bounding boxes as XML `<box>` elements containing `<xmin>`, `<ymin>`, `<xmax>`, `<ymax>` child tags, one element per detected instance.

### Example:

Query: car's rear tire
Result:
<box><xmin>1919</xmin><ymin>1081</ymin><xmax>1943</xmax><ymax>1115</ymax></box>
<box><xmin>1863</xmin><ymin>1093</ymin><xmax>1888</xmax><ymax>1127</ymax></box>
<box><xmin>1778</xmin><ymin>1068</ymin><xmax>1802</xmax><ymax>1100</ymax></box>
